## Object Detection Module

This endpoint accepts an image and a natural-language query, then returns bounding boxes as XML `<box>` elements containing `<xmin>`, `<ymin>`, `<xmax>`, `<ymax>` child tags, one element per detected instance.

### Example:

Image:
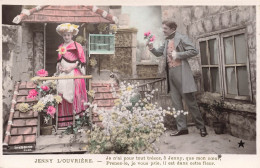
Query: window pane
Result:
<box><xmin>226</xmin><ymin>67</ymin><xmax>236</xmax><ymax>95</ymax></box>
<box><xmin>202</xmin><ymin>68</ymin><xmax>210</xmax><ymax>92</ymax></box>
<box><xmin>90</xmin><ymin>36</ymin><xmax>95</xmax><ymax>50</ymax></box>
<box><xmin>209</xmin><ymin>39</ymin><xmax>218</xmax><ymax>65</ymax></box>
<box><xmin>199</xmin><ymin>41</ymin><xmax>208</xmax><ymax>65</ymax></box>
<box><xmin>211</xmin><ymin>68</ymin><xmax>220</xmax><ymax>93</ymax></box>
<box><xmin>237</xmin><ymin>66</ymin><xmax>250</xmax><ymax>96</ymax></box>
<box><xmin>235</xmin><ymin>34</ymin><xmax>247</xmax><ymax>64</ymax></box>
<box><xmin>224</xmin><ymin>36</ymin><xmax>235</xmax><ymax>64</ymax></box>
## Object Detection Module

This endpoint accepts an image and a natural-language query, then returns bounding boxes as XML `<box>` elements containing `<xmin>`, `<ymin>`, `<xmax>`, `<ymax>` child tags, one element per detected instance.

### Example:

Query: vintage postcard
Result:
<box><xmin>0</xmin><ymin>0</ymin><xmax>259</xmax><ymax>168</ymax></box>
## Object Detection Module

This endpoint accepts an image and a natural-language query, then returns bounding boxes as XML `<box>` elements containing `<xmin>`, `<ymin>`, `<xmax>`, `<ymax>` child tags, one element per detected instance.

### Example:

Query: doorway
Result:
<box><xmin>45</xmin><ymin>23</ymin><xmax>63</xmax><ymax>76</ymax></box>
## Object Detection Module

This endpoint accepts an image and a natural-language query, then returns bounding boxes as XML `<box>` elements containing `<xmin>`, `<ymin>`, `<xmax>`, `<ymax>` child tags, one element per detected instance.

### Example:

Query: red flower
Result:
<box><xmin>37</xmin><ymin>69</ymin><xmax>48</xmax><ymax>77</ymax></box>
<box><xmin>144</xmin><ymin>31</ymin><xmax>151</xmax><ymax>37</ymax></box>
<box><xmin>41</xmin><ymin>85</ymin><xmax>50</xmax><ymax>91</ymax></box>
<box><xmin>27</xmin><ymin>89</ymin><xmax>38</xmax><ymax>99</ymax></box>
<box><xmin>47</xmin><ymin>106</ymin><xmax>56</xmax><ymax>118</ymax></box>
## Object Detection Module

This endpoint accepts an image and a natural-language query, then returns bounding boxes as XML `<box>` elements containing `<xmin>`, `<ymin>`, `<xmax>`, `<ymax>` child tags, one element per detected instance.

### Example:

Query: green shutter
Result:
<box><xmin>89</xmin><ymin>34</ymin><xmax>115</xmax><ymax>55</ymax></box>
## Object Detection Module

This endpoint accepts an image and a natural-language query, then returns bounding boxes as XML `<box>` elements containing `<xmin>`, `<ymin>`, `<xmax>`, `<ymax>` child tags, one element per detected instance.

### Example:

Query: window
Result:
<box><xmin>198</xmin><ymin>29</ymin><xmax>252</xmax><ymax>100</ymax></box>
<box><xmin>89</xmin><ymin>34</ymin><xmax>115</xmax><ymax>55</ymax></box>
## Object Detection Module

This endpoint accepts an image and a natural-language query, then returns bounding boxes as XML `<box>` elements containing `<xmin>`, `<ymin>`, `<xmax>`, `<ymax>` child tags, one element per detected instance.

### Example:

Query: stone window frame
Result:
<box><xmin>198</xmin><ymin>28</ymin><xmax>252</xmax><ymax>101</ymax></box>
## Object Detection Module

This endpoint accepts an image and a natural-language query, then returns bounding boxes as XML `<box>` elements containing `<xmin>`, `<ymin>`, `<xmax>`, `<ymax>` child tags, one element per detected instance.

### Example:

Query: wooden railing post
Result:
<box><xmin>55</xmin><ymin>82</ymin><xmax>58</xmax><ymax>133</ymax></box>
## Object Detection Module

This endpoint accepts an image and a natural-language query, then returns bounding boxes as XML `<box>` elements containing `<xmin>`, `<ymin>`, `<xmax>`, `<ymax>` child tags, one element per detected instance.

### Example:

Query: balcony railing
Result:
<box><xmin>35</xmin><ymin>75</ymin><xmax>92</xmax><ymax>135</ymax></box>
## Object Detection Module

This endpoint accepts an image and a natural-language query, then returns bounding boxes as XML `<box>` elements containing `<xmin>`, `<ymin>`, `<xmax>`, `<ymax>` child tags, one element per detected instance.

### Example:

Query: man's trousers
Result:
<box><xmin>168</xmin><ymin>66</ymin><xmax>205</xmax><ymax>131</ymax></box>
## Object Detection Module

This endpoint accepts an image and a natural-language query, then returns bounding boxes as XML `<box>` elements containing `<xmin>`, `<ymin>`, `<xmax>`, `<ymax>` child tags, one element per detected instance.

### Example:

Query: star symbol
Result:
<box><xmin>238</xmin><ymin>140</ymin><xmax>245</xmax><ymax>148</ymax></box>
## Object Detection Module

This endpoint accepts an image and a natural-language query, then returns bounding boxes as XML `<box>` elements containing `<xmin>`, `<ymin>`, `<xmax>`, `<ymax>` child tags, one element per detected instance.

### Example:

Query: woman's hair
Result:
<box><xmin>162</xmin><ymin>20</ymin><xmax>177</xmax><ymax>30</ymax></box>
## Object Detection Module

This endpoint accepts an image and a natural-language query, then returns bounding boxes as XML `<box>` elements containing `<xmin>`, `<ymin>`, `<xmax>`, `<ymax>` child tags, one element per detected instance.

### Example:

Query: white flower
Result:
<box><xmin>102</xmin><ymin>11</ymin><xmax>108</xmax><ymax>18</ymax></box>
<box><xmin>84</xmin><ymin>102</ymin><xmax>91</xmax><ymax>106</ymax></box>
<box><xmin>13</xmin><ymin>15</ymin><xmax>21</xmax><ymax>24</ymax></box>
<box><xmin>36</xmin><ymin>6</ymin><xmax>42</xmax><ymax>10</ymax></box>
<box><xmin>21</xmin><ymin>9</ymin><xmax>30</xmax><ymax>16</ymax></box>
<box><xmin>92</xmin><ymin>6</ymin><xmax>98</xmax><ymax>12</ymax></box>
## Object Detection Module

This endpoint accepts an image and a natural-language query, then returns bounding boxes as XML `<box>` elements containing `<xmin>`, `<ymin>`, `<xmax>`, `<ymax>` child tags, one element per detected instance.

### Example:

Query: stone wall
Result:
<box><xmin>2</xmin><ymin>25</ymin><xmax>22</xmax><ymax>130</ymax></box>
<box><xmin>161</xmin><ymin>6</ymin><xmax>256</xmax><ymax>102</ymax></box>
<box><xmin>95</xmin><ymin>28</ymin><xmax>137</xmax><ymax>79</ymax></box>
<box><xmin>198</xmin><ymin>93</ymin><xmax>256</xmax><ymax>140</ymax></box>
<box><xmin>136</xmin><ymin>64</ymin><xmax>158</xmax><ymax>78</ymax></box>
<box><xmin>161</xmin><ymin>6</ymin><xmax>256</xmax><ymax>140</ymax></box>
<box><xmin>2</xmin><ymin>23</ymin><xmax>44</xmax><ymax>135</ymax></box>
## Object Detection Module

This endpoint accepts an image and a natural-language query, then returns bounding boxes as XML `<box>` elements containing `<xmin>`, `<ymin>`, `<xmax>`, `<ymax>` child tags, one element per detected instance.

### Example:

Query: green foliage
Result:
<box><xmin>63</xmin><ymin>114</ymin><xmax>90</xmax><ymax>135</ymax></box>
<box><xmin>203</xmin><ymin>98</ymin><xmax>225</xmax><ymax>121</ymax></box>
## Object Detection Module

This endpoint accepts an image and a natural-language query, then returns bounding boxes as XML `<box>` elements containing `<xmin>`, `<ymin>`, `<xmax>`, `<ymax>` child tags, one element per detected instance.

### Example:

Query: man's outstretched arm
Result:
<box><xmin>148</xmin><ymin>43</ymin><xmax>165</xmax><ymax>57</ymax></box>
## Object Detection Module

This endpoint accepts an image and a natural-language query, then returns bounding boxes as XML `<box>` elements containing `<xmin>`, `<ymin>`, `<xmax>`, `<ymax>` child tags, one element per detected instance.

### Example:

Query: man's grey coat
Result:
<box><xmin>150</xmin><ymin>32</ymin><xmax>199</xmax><ymax>93</ymax></box>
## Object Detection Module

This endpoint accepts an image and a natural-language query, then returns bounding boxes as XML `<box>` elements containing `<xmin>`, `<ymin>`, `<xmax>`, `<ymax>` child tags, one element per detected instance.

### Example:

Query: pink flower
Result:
<box><xmin>150</xmin><ymin>35</ymin><xmax>155</xmax><ymax>42</ymax></box>
<box><xmin>56</xmin><ymin>46</ymin><xmax>67</xmax><ymax>55</ymax></box>
<box><xmin>144</xmin><ymin>31</ymin><xmax>151</xmax><ymax>37</ymax></box>
<box><xmin>41</xmin><ymin>85</ymin><xmax>50</xmax><ymax>91</ymax></box>
<box><xmin>47</xmin><ymin>106</ymin><xmax>56</xmax><ymax>118</ymax></box>
<box><xmin>27</xmin><ymin>89</ymin><xmax>38</xmax><ymax>99</ymax></box>
<box><xmin>37</xmin><ymin>69</ymin><xmax>48</xmax><ymax>77</ymax></box>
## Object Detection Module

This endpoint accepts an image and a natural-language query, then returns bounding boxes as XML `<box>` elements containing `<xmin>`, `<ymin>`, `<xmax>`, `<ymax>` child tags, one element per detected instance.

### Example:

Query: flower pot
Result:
<box><xmin>213</xmin><ymin>121</ymin><xmax>225</xmax><ymax>134</ymax></box>
<box><xmin>40</xmin><ymin>125</ymin><xmax>53</xmax><ymax>135</ymax></box>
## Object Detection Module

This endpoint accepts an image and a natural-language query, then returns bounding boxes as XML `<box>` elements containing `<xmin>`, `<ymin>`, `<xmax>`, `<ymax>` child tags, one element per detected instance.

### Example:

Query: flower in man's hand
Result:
<box><xmin>150</xmin><ymin>35</ymin><xmax>155</xmax><ymax>42</ymax></box>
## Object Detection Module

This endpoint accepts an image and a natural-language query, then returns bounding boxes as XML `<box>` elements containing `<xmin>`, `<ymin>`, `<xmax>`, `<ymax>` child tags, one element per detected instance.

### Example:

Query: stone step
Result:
<box><xmin>11</xmin><ymin>126</ymin><xmax>37</xmax><ymax>136</ymax></box>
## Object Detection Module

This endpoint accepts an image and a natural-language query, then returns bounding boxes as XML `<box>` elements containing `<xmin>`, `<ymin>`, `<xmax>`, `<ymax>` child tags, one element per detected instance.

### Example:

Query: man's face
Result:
<box><xmin>162</xmin><ymin>24</ymin><xmax>175</xmax><ymax>37</ymax></box>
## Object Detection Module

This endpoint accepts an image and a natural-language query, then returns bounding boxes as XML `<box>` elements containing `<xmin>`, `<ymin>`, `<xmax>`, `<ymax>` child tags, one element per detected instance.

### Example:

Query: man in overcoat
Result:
<box><xmin>148</xmin><ymin>20</ymin><xmax>207</xmax><ymax>137</ymax></box>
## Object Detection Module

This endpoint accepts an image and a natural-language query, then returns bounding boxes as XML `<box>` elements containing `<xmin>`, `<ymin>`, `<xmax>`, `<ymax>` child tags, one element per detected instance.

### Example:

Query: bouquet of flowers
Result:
<box><xmin>144</xmin><ymin>31</ymin><xmax>155</xmax><ymax>44</ymax></box>
<box><xmin>29</xmin><ymin>69</ymin><xmax>62</xmax><ymax>124</ymax></box>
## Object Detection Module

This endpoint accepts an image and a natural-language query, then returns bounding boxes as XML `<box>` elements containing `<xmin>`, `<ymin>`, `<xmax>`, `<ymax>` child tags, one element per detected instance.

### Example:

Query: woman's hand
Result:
<box><xmin>57</xmin><ymin>63</ymin><xmax>65</xmax><ymax>72</ymax></box>
<box><xmin>59</xmin><ymin>66</ymin><xmax>65</xmax><ymax>72</ymax></box>
<box><xmin>64</xmin><ymin>62</ymin><xmax>78</xmax><ymax>74</ymax></box>
<box><xmin>58</xmin><ymin>65</ymin><xmax>65</xmax><ymax>72</ymax></box>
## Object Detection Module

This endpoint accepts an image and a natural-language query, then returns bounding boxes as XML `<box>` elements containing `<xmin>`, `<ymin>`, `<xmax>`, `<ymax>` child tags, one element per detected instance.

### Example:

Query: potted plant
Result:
<box><xmin>206</xmin><ymin>98</ymin><xmax>226</xmax><ymax>134</ymax></box>
<box><xmin>29</xmin><ymin>69</ymin><xmax>62</xmax><ymax>135</ymax></box>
